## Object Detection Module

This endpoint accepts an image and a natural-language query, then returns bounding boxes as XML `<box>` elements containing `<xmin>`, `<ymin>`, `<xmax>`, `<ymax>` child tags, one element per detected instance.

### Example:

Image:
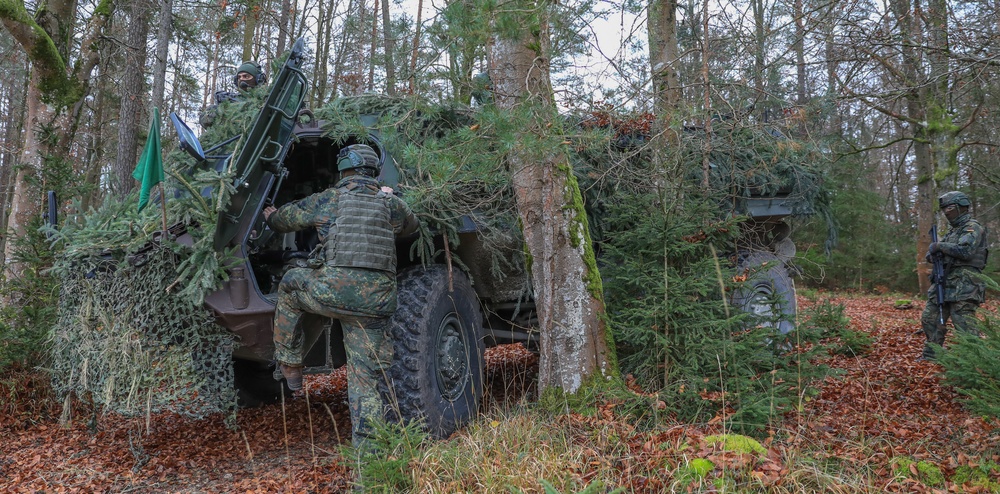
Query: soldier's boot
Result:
<box><xmin>279</xmin><ymin>363</ymin><xmax>303</xmax><ymax>391</ymax></box>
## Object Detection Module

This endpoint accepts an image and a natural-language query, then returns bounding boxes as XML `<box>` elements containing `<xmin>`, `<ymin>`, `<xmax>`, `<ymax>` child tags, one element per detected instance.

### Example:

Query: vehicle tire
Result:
<box><xmin>731</xmin><ymin>251</ymin><xmax>796</xmax><ymax>334</ymax></box>
<box><xmin>233</xmin><ymin>358</ymin><xmax>293</xmax><ymax>407</ymax></box>
<box><xmin>386</xmin><ymin>265</ymin><xmax>484</xmax><ymax>439</ymax></box>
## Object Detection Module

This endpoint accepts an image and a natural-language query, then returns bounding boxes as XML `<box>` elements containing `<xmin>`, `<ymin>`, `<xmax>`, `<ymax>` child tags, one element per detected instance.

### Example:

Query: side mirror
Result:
<box><xmin>44</xmin><ymin>190</ymin><xmax>58</xmax><ymax>239</ymax></box>
<box><xmin>46</xmin><ymin>191</ymin><xmax>58</xmax><ymax>228</ymax></box>
<box><xmin>170</xmin><ymin>112</ymin><xmax>206</xmax><ymax>162</ymax></box>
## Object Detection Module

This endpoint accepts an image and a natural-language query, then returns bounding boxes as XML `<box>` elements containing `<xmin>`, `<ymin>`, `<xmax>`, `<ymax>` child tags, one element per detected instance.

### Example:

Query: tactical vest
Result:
<box><xmin>324</xmin><ymin>184</ymin><xmax>396</xmax><ymax>273</ymax></box>
<box><xmin>947</xmin><ymin>217</ymin><xmax>989</xmax><ymax>270</ymax></box>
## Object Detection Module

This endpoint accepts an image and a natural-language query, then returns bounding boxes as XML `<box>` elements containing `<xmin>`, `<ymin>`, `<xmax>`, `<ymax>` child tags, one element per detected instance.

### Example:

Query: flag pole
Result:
<box><xmin>159</xmin><ymin>182</ymin><xmax>168</xmax><ymax>236</ymax></box>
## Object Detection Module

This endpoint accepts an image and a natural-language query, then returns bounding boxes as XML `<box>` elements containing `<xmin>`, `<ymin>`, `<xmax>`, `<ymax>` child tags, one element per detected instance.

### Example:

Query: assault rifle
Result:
<box><xmin>930</xmin><ymin>225</ymin><xmax>947</xmax><ymax>331</ymax></box>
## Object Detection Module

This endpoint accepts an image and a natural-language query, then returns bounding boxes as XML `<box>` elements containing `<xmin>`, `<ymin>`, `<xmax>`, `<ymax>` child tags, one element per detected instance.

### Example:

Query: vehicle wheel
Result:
<box><xmin>386</xmin><ymin>265</ymin><xmax>484</xmax><ymax>439</ymax></box>
<box><xmin>233</xmin><ymin>358</ymin><xmax>293</xmax><ymax>407</ymax></box>
<box><xmin>731</xmin><ymin>251</ymin><xmax>796</xmax><ymax>335</ymax></box>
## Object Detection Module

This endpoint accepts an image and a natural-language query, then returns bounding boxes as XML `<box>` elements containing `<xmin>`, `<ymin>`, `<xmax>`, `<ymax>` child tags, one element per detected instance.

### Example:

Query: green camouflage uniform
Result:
<box><xmin>267</xmin><ymin>174</ymin><xmax>417</xmax><ymax>447</ymax></box>
<box><xmin>921</xmin><ymin>212</ymin><xmax>989</xmax><ymax>358</ymax></box>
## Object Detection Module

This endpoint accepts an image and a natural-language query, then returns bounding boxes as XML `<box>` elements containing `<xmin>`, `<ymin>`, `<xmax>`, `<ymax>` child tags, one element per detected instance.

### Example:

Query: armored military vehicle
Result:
<box><xmin>52</xmin><ymin>38</ymin><xmax>801</xmax><ymax>438</ymax></box>
<box><xmin>176</xmin><ymin>37</ymin><xmax>799</xmax><ymax>434</ymax></box>
<box><xmin>165</xmin><ymin>39</ymin><xmax>538</xmax><ymax>438</ymax></box>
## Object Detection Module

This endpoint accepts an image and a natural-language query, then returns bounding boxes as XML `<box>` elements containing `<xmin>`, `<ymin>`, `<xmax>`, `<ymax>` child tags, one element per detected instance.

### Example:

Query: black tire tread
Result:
<box><xmin>386</xmin><ymin>265</ymin><xmax>483</xmax><ymax>438</ymax></box>
<box><xmin>732</xmin><ymin>251</ymin><xmax>797</xmax><ymax>334</ymax></box>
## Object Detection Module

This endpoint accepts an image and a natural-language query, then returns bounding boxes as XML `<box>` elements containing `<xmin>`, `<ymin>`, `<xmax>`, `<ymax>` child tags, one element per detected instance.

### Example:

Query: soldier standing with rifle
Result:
<box><xmin>920</xmin><ymin>191</ymin><xmax>989</xmax><ymax>360</ymax></box>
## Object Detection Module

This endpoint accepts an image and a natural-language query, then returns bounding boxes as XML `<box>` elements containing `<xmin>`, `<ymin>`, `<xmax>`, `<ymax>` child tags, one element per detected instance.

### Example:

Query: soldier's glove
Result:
<box><xmin>929</xmin><ymin>242</ymin><xmax>941</xmax><ymax>254</ymax></box>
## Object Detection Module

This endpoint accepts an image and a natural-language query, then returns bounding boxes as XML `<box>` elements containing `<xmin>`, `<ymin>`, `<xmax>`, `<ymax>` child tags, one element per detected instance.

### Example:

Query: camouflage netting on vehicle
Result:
<box><xmin>312</xmin><ymin>96</ymin><xmax>828</xmax><ymax>248</ymax></box>
<box><xmin>50</xmin><ymin>246</ymin><xmax>236</xmax><ymax>418</ymax></box>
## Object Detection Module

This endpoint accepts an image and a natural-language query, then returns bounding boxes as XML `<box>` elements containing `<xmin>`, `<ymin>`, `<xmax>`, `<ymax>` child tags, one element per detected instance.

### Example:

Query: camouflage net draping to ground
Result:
<box><xmin>44</xmin><ymin>88</ymin><xmax>266</xmax><ymax>420</ymax></box>
<box><xmin>50</xmin><ymin>245</ymin><xmax>236</xmax><ymax>419</ymax></box>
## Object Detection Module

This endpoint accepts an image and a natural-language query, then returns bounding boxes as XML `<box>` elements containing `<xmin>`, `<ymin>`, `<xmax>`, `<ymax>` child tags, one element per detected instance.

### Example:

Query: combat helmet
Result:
<box><xmin>337</xmin><ymin>144</ymin><xmax>381</xmax><ymax>175</ymax></box>
<box><xmin>938</xmin><ymin>191</ymin><xmax>972</xmax><ymax>209</ymax></box>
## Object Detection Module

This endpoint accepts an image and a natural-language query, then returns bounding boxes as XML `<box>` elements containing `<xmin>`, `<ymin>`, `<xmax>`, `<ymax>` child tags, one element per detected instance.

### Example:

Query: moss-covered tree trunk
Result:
<box><xmin>489</xmin><ymin>0</ymin><xmax>616</xmax><ymax>396</ymax></box>
<box><xmin>0</xmin><ymin>0</ymin><xmax>105</xmax><ymax>287</ymax></box>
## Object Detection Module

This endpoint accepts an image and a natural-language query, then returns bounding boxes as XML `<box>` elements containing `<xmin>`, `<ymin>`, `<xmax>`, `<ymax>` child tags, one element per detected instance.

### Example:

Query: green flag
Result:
<box><xmin>132</xmin><ymin>107</ymin><xmax>164</xmax><ymax>212</ymax></box>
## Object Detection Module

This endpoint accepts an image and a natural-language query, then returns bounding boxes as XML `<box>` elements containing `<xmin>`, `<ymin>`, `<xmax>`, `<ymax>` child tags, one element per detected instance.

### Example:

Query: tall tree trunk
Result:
<box><xmin>793</xmin><ymin>0</ymin><xmax>806</xmax><ymax>107</ymax></box>
<box><xmin>3</xmin><ymin>74</ymin><xmax>47</xmax><ymax>273</ymax></box>
<box><xmin>752</xmin><ymin>0</ymin><xmax>766</xmax><ymax>100</ymax></box>
<box><xmin>151</xmin><ymin>0</ymin><xmax>173</xmax><ymax>113</ymax></box>
<box><xmin>82</xmin><ymin>65</ymin><xmax>113</xmax><ymax>211</ymax></box>
<box><xmin>369</xmin><ymin>0</ymin><xmax>378</xmax><ymax>92</ymax></box>
<box><xmin>312</xmin><ymin>0</ymin><xmax>327</xmax><ymax>104</ymax></box>
<box><xmin>490</xmin><ymin>0</ymin><xmax>615</xmax><ymax>396</ymax></box>
<box><xmin>204</xmin><ymin>33</ymin><xmax>218</xmax><ymax>107</ymax></box>
<box><xmin>648</xmin><ymin>0</ymin><xmax>681</xmax><ymax>119</ymax></box>
<box><xmin>276</xmin><ymin>0</ymin><xmax>292</xmax><ymax>55</ymax></box>
<box><xmin>824</xmin><ymin>6</ymin><xmax>840</xmax><ymax>135</ymax></box>
<box><xmin>408</xmin><ymin>0</ymin><xmax>423</xmax><ymax>93</ymax></box>
<box><xmin>891</xmin><ymin>0</ymin><xmax>934</xmax><ymax>294</ymax></box>
<box><xmin>701</xmin><ymin>0</ymin><xmax>712</xmax><ymax>190</ymax></box>
<box><xmin>330</xmin><ymin>0</ymin><xmax>357</xmax><ymax>97</ymax></box>
<box><xmin>381</xmin><ymin>0</ymin><xmax>396</xmax><ymax>95</ymax></box>
<box><xmin>0</xmin><ymin>62</ymin><xmax>29</xmax><ymax>263</ymax></box>
<box><xmin>648</xmin><ymin>0</ymin><xmax>683</xmax><ymax>384</ymax></box>
<box><xmin>113</xmin><ymin>0</ymin><xmax>151</xmax><ymax>197</ymax></box>
<box><xmin>927</xmin><ymin>0</ymin><xmax>957</xmax><ymax>189</ymax></box>
<box><xmin>242</xmin><ymin>0</ymin><xmax>259</xmax><ymax>61</ymax></box>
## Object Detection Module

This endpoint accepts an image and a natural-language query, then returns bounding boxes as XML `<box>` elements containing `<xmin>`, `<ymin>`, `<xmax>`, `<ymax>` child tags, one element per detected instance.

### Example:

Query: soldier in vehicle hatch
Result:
<box><xmin>262</xmin><ymin>144</ymin><xmax>418</xmax><ymax>449</ymax></box>
<box><xmin>199</xmin><ymin>61</ymin><xmax>268</xmax><ymax>128</ymax></box>
<box><xmin>921</xmin><ymin>191</ymin><xmax>989</xmax><ymax>360</ymax></box>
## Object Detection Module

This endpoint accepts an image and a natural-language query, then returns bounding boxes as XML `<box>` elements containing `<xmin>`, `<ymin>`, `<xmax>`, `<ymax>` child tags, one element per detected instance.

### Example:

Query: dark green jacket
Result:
<box><xmin>930</xmin><ymin>213</ymin><xmax>989</xmax><ymax>303</ymax></box>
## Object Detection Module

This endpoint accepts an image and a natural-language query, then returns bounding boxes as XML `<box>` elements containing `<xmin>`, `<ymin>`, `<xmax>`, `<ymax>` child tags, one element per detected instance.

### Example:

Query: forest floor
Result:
<box><xmin>2</xmin><ymin>293</ymin><xmax>1000</xmax><ymax>493</ymax></box>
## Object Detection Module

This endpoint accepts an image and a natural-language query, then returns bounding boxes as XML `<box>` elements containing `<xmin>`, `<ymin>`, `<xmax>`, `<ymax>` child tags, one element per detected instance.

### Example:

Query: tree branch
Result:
<box><xmin>0</xmin><ymin>0</ymin><xmax>79</xmax><ymax>104</ymax></box>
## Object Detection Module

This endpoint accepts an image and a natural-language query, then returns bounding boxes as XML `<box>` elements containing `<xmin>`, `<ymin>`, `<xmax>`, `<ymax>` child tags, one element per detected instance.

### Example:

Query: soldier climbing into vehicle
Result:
<box><xmin>262</xmin><ymin>143</ymin><xmax>419</xmax><ymax>451</ymax></box>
